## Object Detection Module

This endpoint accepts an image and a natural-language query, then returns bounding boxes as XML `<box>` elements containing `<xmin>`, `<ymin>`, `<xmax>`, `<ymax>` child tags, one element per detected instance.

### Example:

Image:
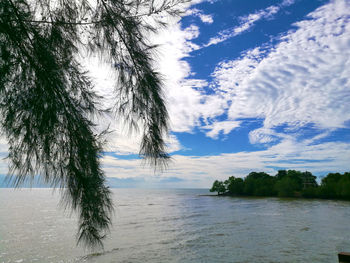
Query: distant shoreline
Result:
<box><xmin>210</xmin><ymin>170</ymin><xmax>350</xmax><ymax>201</ymax></box>
<box><xmin>201</xmin><ymin>193</ymin><xmax>350</xmax><ymax>201</ymax></box>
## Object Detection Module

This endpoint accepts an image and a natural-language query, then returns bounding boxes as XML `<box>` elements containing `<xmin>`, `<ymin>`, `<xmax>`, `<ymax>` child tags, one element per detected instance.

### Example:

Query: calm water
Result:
<box><xmin>0</xmin><ymin>188</ymin><xmax>350</xmax><ymax>263</ymax></box>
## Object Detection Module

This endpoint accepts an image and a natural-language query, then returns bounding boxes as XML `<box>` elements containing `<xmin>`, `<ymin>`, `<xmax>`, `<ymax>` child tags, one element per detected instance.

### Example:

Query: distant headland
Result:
<box><xmin>210</xmin><ymin>170</ymin><xmax>350</xmax><ymax>200</ymax></box>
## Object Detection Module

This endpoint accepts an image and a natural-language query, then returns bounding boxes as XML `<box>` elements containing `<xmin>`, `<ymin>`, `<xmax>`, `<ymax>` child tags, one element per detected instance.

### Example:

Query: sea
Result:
<box><xmin>0</xmin><ymin>188</ymin><xmax>350</xmax><ymax>263</ymax></box>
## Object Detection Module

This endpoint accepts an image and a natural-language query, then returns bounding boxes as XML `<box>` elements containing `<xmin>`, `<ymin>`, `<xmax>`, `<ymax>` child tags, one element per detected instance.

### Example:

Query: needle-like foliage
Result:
<box><xmin>0</xmin><ymin>0</ymin><xmax>185</xmax><ymax>248</ymax></box>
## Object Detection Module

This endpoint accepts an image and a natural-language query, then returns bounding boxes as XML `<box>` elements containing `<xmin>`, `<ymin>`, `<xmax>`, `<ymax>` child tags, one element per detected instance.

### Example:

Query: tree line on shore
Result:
<box><xmin>210</xmin><ymin>170</ymin><xmax>350</xmax><ymax>200</ymax></box>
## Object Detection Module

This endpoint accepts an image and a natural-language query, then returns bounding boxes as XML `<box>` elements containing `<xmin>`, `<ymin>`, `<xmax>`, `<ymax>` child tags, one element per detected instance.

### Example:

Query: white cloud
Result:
<box><xmin>81</xmin><ymin>55</ymin><xmax>184</xmax><ymax>155</ymax></box>
<box><xmin>249</xmin><ymin>128</ymin><xmax>278</xmax><ymax>144</ymax></box>
<box><xmin>188</xmin><ymin>8</ymin><xmax>214</xmax><ymax>24</ymax></box>
<box><xmin>198</xmin><ymin>13</ymin><xmax>214</xmax><ymax>24</ymax></box>
<box><xmin>151</xmin><ymin>20</ymin><xmax>229</xmax><ymax>134</ymax></box>
<box><xmin>101</xmin><ymin>138</ymin><xmax>350</xmax><ymax>187</ymax></box>
<box><xmin>211</xmin><ymin>0</ymin><xmax>350</xmax><ymax>141</ymax></box>
<box><xmin>203</xmin><ymin>120</ymin><xmax>241</xmax><ymax>139</ymax></box>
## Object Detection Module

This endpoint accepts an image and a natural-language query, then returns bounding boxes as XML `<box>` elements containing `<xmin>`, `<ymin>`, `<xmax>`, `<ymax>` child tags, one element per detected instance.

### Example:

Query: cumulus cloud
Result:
<box><xmin>150</xmin><ymin>19</ymin><xmax>229</xmax><ymax>134</ymax></box>
<box><xmin>81</xmin><ymin>55</ymin><xmax>184</xmax><ymax>155</ymax></box>
<box><xmin>211</xmin><ymin>0</ymin><xmax>350</xmax><ymax>142</ymax></box>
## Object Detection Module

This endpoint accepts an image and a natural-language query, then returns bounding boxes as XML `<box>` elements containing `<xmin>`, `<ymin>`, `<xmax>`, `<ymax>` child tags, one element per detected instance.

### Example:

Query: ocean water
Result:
<box><xmin>0</xmin><ymin>188</ymin><xmax>350</xmax><ymax>263</ymax></box>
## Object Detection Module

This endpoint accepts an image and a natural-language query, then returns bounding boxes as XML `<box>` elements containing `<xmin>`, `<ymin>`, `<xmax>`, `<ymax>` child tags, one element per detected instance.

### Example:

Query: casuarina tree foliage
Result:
<box><xmin>0</xmin><ymin>0</ymin><xmax>185</xmax><ymax>248</ymax></box>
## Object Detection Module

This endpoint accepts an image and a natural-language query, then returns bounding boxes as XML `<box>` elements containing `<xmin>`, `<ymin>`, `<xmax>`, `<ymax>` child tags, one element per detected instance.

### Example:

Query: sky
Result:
<box><xmin>1</xmin><ymin>0</ymin><xmax>350</xmax><ymax>188</ymax></box>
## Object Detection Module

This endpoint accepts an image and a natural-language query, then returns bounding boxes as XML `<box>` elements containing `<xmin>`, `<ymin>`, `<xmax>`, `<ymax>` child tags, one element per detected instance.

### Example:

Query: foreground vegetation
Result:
<box><xmin>210</xmin><ymin>170</ymin><xmax>350</xmax><ymax>200</ymax></box>
<box><xmin>0</xmin><ymin>0</ymin><xmax>185</xmax><ymax>248</ymax></box>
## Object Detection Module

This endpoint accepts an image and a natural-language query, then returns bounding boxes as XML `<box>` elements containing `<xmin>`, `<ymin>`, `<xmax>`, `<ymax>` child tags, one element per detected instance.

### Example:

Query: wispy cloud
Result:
<box><xmin>204</xmin><ymin>0</ymin><xmax>296</xmax><ymax>47</ymax></box>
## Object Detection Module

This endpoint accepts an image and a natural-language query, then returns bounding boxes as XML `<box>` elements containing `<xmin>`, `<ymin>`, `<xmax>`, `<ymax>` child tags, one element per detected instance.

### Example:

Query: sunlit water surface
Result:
<box><xmin>0</xmin><ymin>188</ymin><xmax>350</xmax><ymax>262</ymax></box>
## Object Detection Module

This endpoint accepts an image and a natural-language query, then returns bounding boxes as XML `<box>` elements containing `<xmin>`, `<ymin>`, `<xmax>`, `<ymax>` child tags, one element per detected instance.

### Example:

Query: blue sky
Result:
<box><xmin>1</xmin><ymin>0</ymin><xmax>350</xmax><ymax>188</ymax></box>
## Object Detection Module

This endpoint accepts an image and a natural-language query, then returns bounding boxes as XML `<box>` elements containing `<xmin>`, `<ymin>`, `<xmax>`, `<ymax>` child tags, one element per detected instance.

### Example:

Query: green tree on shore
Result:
<box><xmin>210</xmin><ymin>180</ymin><xmax>226</xmax><ymax>195</ymax></box>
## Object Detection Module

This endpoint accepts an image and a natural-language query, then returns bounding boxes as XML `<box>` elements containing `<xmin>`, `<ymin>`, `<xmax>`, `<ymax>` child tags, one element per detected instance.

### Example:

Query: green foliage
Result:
<box><xmin>299</xmin><ymin>171</ymin><xmax>318</xmax><ymax>188</ymax></box>
<box><xmin>319</xmin><ymin>172</ymin><xmax>350</xmax><ymax>199</ymax></box>
<box><xmin>244</xmin><ymin>172</ymin><xmax>276</xmax><ymax>196</ymax></box>
<box><xmin>274</xmin><ymin>170</ymin><xmax>303</xmax><ymax>196</ymax></box>
<box><xmin>275</xmin><ymin>177</ymin><xmax>298</xmax><ymax>197</ymax></box>
<box><xmin>301</xmin><ymin>187</ymin><xmax>318</xmax><ymax>198</ymax></box>
<box><xmin>210</xmin><ymin>180</ymin><xmax>226</xmax><ymax>195</ymax></box>
<box><xmin>225</xmin><ymin>176</ymin><xmax>244</xmax><ymax>195</ymax></box>
<box><xmin>0</xmin><ymin>0</ymin><xmax>185</xmax><ymax>248</ymax></box>
<box><xmin>276</xmin><ymin>170</ymin><xmax>287</xmax><ymax>180</ymax></box>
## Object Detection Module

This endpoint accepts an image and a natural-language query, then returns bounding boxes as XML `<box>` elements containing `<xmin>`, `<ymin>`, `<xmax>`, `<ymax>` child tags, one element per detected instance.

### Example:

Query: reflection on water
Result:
<box><xmin>0</xmin><ymin>188</ymin><xmax>350</xmax><ymax>262</ymax></box>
